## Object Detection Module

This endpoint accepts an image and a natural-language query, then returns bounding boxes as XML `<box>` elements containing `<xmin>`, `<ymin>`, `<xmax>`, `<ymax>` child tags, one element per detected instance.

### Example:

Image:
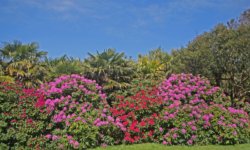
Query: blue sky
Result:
<box><xmin>0</xmin><ymin>0</ymin><xmax>250</xmax><ymax>60</ymax></box>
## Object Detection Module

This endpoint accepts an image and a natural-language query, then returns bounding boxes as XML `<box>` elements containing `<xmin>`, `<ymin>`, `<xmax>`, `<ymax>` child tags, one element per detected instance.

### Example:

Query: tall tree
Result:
<box><xmin>44</xmin><ymin>55</ymin><xmax>84</xmax><ymax>82</ymax></box>
<box><xmin>83</xmin><ymin>48</ymin><xmax>133</xmax><ymax>90</ymax></box>
<box><xmin>0</xmin><ymin>40</ymin><xmax>48</xmax><ymax>87</ymax></box>
<box><xmin>171</xmin><ymin>9</ymin><xmax>250</xmax><ymax>103</ymax></box>
<box><xmin>135</xmin><ymin>47</ymin><xmax>172</xmax><ymax>80</ymax></box>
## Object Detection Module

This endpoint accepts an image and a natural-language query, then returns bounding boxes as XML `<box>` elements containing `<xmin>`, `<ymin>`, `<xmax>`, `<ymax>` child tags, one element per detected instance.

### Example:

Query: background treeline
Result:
<box><xmin>1</xmin><ymin>9</ymin><xmax>250</xmax><ymax>105</ymax></box>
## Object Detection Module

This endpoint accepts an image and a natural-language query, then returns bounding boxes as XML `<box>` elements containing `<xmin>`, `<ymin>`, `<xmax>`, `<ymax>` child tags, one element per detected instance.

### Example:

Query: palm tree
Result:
<box><xmin>0</xmin><ymin>64</ymin><xmax>14</xmax><ymax>83</ymax></box>
<box><xmin>83</xmin><ymin>48</ymin><xmax>133</xmax><ymax>90</ymax></box>
<box><xmin>134</xmin><ymin>47</ymin><xmax>172</xmax><ymax>80</ymax></box>
<box><xmin>43</xmin><ymin>55</ymin><xmax>85</xmax><ymax>82</ymax></box>
<box><xmin>0</xmin><ymin>40</ymin><xmax>48</xmax><ymax>87</ymax></box>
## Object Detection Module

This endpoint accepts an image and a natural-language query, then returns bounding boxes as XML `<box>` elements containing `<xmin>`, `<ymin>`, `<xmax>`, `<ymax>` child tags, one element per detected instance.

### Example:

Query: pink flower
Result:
<box><xmin>67</xmin><ymin>135</ymin><xmax>72</xmax><ymax>139</ymax></box>
<box><xmin>182</xmin><ymin>129</ymin><xmax>186</xmax><ymax>134</ymax></box>
<box><xmin>103</xmin><ymin>143</ymin><xmax>107</xmax><ymax>147</ymax></box>
<box><xmin>182</xmin><ymin>123</ymin><xmax>186</xmax><ymax>127</ymax></box>
<box><xmin>69</xmin><ymin>140</ymin><xmax>74</xmax><ymax>144</ymax></box>
<box><xmin>60</xmin><ymin>144</ymin><xmax>63</xmax><ymax>148</ymax></box>
<box><xmin>218</xmin><ymin>136</ymin><xmax>223</xmax><ymax>141</ymax></box>
<box><xmin>220</xmin><ymin>116</ymin><xmax>224</xmax><ymax>120</ymax></box>
<box><xmin>173</xmin><ymin>134</ymin><xmax>177</xmax><ymax>138</ymax></box>
<box><xmin>188</xmin><ymin>140</ymin><xmax>193</xmax><ymax>144</ymax></box>
<box><xmin>192</xmin><ymin>126</ymin><xmax>197</xmax><ymax>131</ymax></box>
<box><xmin>163</xmin><ymin>141</ymin><xmax>167</xmax><ymax>145</ymax></box>
<box><xmin>159</xmin><ymin>127</ymin><xmax>163</xmax><ymax>132</ymax></box>
<box><xmin>45</xmin><ymin>134</ymin><xmax>51</xmax><ymax>139</ymax></box>
<box><xmin>192</xmin><ymin>135</ymin><xmax>196</xmax><ymax>139</ymax></box>
<box><xmin>74</xmin><ymin>141</ymin><xmax>79</xmax><ymax>147</ymax></box>
<box><xmin>169</xmin><ymin>114</ymin><xmax>174</xmax><ymax>118</ymax></box>
<box><xmin>233</xmin><ymin>131</ymin><xmax>237</xmax><ymax>135</ymax></box>
<box><xmin>52</xmin><ymin>135</ymin><xmax>58</xmax><ymax>141</ymax></box>
<box><xmin>65</xmin><ymin>120</ymin><xmax>69</xmax><ymax>126</ymax></box>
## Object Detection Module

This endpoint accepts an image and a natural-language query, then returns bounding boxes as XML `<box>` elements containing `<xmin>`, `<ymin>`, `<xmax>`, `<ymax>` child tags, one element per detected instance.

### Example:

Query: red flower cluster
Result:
<box><xmin>110</xmin><ymin>85</ymin><xmax>166</xmax><ymax>143</ymax></box>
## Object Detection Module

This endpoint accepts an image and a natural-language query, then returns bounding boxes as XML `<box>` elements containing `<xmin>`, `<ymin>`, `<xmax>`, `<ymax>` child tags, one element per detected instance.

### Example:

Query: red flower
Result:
<box><xmin>129</xmin><ymin>126</ymin><xmax>134</xmax><ymax>131</ymax></box>
<box><xmin>128</xmin><ymin>112</ymin><xmax>134</xmax><ymax>116</ymax></box>
<box><xmin>140</xmin><ymin>121</ymin><xmax>146</xmax><ymax>126</ymax></box>
<box><xmin>148</xmin><ymin>119</ymin><xmax>154</xmax><ymax>125</ymax></box>
<box><xmin>151</xmin><ymin>113</ymin><xmax>157</xmax><ymax>117</ymax></box>
<box><xmin>124</xmin><ymin>136</ymin><xmax>129</xmax><ymax>141</ymax></box>
<box><xmin>121</xmin><ymin>115</ymin><xmax>127</xmax><ymax>120</ymax></box>
<box><xmin>123</xmin><ymin>121</ymin><xmax>129</xmax><ymax>126</ymax></box>
<box><xmin>134</xmin><ymin>128</ymin><xmax>140</xmax><ymax>132</ymax></box>
<box><xmin>134</xmin><ymin>136</ymin><xmax>137</xmax><ymax>141</ymax></box>
<box><xmin>120</xmin><ymin>110</ymin><xmax>125</xmax><ymax>114</ymax></box>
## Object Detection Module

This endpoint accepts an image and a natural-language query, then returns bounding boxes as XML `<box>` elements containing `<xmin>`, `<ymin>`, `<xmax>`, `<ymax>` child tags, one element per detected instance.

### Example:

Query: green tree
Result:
<box><xmin>171</xmin><ymin>9</ymin><xmax>250</xmax><ymax>103</ymax></box>
<box><xmin>134</xmin><ymin>47</ymin><xmax>172</xmax><ymax>80</ymax></box>
<box><xmin>83</xmin><ymin>48</ymin><xmax>133</xmax><ymax>90</ymax></box>
<box><xmin>44</xmin><ymin>55</ymin><xmax>85</xmax><ymax>82</ymax></box>
<box><xmin>0</xmin><ymin>40</ymin><xmax>48</xmax><ymax>87</ymax></box>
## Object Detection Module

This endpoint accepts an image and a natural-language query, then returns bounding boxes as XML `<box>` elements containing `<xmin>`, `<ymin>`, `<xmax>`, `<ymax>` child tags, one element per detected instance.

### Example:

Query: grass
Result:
<box><xmin>91</xmin><ymin>143</ymin><xmax>250</xmax><ymax>150</ymax></box>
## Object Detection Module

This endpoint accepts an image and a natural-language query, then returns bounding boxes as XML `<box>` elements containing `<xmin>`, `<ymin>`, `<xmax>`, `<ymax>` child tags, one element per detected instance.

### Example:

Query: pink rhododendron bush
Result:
<box><xmin>1</xmin><ymin>73</ymin><xmax>250</xmax><ymax>149</ymax></box>
<box><xmin>37</xmin><ymin>74</ymin><xmax>123</xmax><ymax>149</ymax></box>
<box><xmin>109</xmin><ymin>73</ymin><xmax>250</xmax><ymax>145</ymax></box>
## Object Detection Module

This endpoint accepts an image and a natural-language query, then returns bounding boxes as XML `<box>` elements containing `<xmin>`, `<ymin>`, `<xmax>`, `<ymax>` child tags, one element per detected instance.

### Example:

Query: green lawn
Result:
<box><xmin>92</xmin><ymin>143</ymin><xmax>250</xmax><ymax>150</ymax></box>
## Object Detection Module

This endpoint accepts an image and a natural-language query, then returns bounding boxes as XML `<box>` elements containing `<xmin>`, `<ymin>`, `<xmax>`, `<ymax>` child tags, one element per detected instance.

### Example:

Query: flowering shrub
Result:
<box><xmin>0</xmin><ymin>81</ymin><xmax>49</xmax><ymax>149</ymax></box>
<box><xmin>1</xmin><ymin>73</ymin><xmax>250</xmax><ymax>149</ymax></box>
<box><xmin>109</xmin><ymin>73</ymin><xmax>250</xmax><ymax>145</ymax></box>
<box><xmin>108</xmin><ymin>78</ymin><xmax>162</xmax><ymax>103</ymax></box>
<box><xmin>37</xmin><ymin>74</ymin><xmax>121</xmax><ymax>149</ymax></box>
<box><xmin>156</xmin><ymin>74</ymin><xmax>250</xmax><ymax>145</ymax></box>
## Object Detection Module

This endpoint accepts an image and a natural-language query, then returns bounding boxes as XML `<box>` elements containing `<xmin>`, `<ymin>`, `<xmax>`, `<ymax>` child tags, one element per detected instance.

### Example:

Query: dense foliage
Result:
<box><xmin>171</xmin><ymin>9</ymin><xmax>250</xmax><ymax>102</ymax></box>
<box><xmin>1</xmin><ymin>74</ymin><xmax>250</xmax><ymax>149</ymax></box>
